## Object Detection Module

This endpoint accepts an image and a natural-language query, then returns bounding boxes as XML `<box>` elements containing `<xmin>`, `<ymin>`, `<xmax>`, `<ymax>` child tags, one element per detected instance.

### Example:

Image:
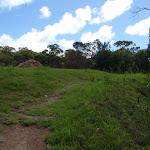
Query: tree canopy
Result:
<box><xmin>0</xmin><ymin>39</ymin><xmax>150</xmax><ymax>73</ymax></box>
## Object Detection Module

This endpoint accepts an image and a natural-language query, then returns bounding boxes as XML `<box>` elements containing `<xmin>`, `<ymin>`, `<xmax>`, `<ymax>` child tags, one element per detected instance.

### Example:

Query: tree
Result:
<box><xmin>135</xmin><ymin>50</ymin><xmax>150</xmax><ymax>73</ymax></box>
<box><xmin>64</xmin><ymin>49</ymin><xmax>88</xmax><ymax>69</ymax></box>
<box><xmin>92</xmin><ymin>41</ymin><xmax>112</xmax><ymax>71</ymax></box>
<box><xmin>113</xmin><ymin>49</ymin><xmax>133</xmax><ymax>73</ymax></box>
<box><xmin>13</xmin><ymin>53</ymin><xmax>24</xmax><ymax>65</ymax></box>
<box><xmin>114</xmin><ymin>41</ymin><xmax>134</xmax><ymax>48</ymax></box>
<box><xmin>41</xmin><ymin>49</ymin><xmax>49</xmax><ymax>55</ymax></box>
<box><xmin>114</xmin><ymin>40</ymin><xmax>140</xmax><ymax>54</ymax></box>
<box><xmin>73</xmin><ymin>39</ymin><xmax>110</xmax><ymax>58</ymax></box>
<box><xmin>111</xmin><ymin>52</ymin><xmax>122</xmax><ymax>72</ymax></box>
<box><xmin>113</xmin><ymin>41</ymin><xmax>139</xmax><ymax>73</ymax></box>
<box><xmin>47</xmin><ymin>44</ymin><xmax>63</xmax><ymax>56</ymax></box>
<box><xmin>73</xmin><ymin>42</ymin><xmax>85</xmax><ymax>51</ymax></box>
<box><xmin>93</xmin><ymin>39</ymin><xmax>110</xmax><ymax>52</ymax></box>
<box><xmin>34</xmin><ymin>53</ymin><xmax>47</xmax><ymax>66</ymax></box>
<box><xmin>147</xmin><ymin>44</ymin><xmax>150</xmax><ymax>63</ymax></box>
<box><xmin>17</xmin><ymin>47</ymin><xmax>36</xmax><ymax>62</ymax></box>
<box><xmin>0</xmin><ymin>46</ymin><xmax>15</xmax><ymax>56</ymax></box>
<box><xmin>0</xmin><ymin>53</ymin><xmax>16</xmax><ymax>66</ymax></box>
<box><xmin>0</xmin><ymin>46</ymin><xmax>16</xmax><ymax>66</ymax></box>
<box><xmin>73</xmin><ymin>42</ymin><xmax>94</xmax><ymax>58</ymax></box>
<box><xmin>95</xmin><ymin>50</ymin><xmax>113</xmax><ymax>71</ymax></box>
<box><xmin>131</xmin><ymin>6</ymin><xmax>150</xmax><ymax>17</ymax></box>
<box><xmin>46</xmin><ymin>44</ymin><xmax>64</xmax><ymax>68</ymax></box>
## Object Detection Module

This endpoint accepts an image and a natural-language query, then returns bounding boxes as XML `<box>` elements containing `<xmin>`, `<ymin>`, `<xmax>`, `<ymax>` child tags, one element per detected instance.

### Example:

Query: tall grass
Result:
<box><xmin>0</xmin><ymin>67</ymin><xmax>102</xmax><ymax>119</ymax></box>
<box><xmin>0</xmin><ymin>67</ymin><xmax>87</xmax><ymax>117</ymax></box>
<box><xmin>45</xmin><ymin>73</ymin><xmax>150</xmax><ymax>150</ymax></box>
<box><xmin>0</xmin><ymin>67</ymin><xmax>149</xmax><ymax>149</ymax></box>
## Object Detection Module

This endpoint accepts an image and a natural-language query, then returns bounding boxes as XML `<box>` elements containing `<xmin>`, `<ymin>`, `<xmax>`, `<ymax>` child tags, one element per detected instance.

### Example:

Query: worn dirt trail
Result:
<box><xmin>0</xmin><ymin>124</ymin><xmax>49</xmax><ymax>150</ymax></box>
<box><xmin>0</xmin><ymin>83</ymin><xmax>81</xmax><ymax>150</ymax></box>
<box><xmin>0</xmin><ymin>95</ymin><xmax>60</xmax><ymax>150</ymax></box>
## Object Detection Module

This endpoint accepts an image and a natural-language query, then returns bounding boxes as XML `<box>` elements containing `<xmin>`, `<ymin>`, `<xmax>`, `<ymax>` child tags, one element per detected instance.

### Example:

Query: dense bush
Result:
<box><xmin>0</xmin><ymin>40</ymin><xmax>150</xmax><ymax>73</ymax></box>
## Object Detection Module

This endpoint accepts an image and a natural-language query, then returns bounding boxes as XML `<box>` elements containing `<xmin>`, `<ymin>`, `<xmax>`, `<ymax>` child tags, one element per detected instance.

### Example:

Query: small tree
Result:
<box><xmin>64</xmin><ymin>49</ymin><xmax>88</xmax><ymax>69</ymax></box>
<box><xmin>47</xmin><ymin>44</ymin><xmax>63</xmax><ymax>56</ymax></box>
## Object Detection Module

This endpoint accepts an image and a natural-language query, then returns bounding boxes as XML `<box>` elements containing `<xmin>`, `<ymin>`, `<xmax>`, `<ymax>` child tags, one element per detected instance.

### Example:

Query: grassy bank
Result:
<box><xmin>45</xmin><ymin>73</ymin><xmax>150</xmax><ymax>150</ymax></box>
<box><xmin>0</xmin><ymin>67</ymin><xmax>91</xmax><ymax>117</ymax></box>
<box><xmin>0</xmin><ymin>67</ymin><xmax>149</xmax><ymax>149</ymax></box>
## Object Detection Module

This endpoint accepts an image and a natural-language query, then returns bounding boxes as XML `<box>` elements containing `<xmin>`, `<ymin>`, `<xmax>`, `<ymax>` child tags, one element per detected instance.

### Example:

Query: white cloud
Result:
<box><xmin>125</xmin><ymin>17</ymin><xmax>150</xmax><ymax>36</ymax></box>
<box><xmin>90</xmin><ymin>17</ymin><xmax>101</xmax><ymax>24</ymax></box>
<box><xmin>0</xmin><ymin>0</ymin><xmax>32</xmax><ymax>8</ymax></box>
<box><xmin>58</xmin><ymin>39</ymin><xmax>74</xmax><ymax>50</ymax></box>
<box><xmin>101</xmin><ymin>0</ymin><xmax>133</xmax><ymax>22</ymax></box>
<box><xmin>81</xmin><ymin>25</ymin><xmax>115</xmax><ymax>43</ymax></box>
<box><xmin>109</xmin><ymin>40</ymin><xmax>115</xmax><ymax>46</ymax></box>
<box><xmin>0</xmin><ymin>34</ymin><xmax>13</xmax><ymax>45</ymax></box>
<box><xmin>0</xmin><ymin>6</ymin><xmax>91</xmax><ymax>52</ymax></box>
<box><xmin>54</xmin><ymin>5</ymin><xmax>91</xmax><ymax>34</ymax></box>
<box><xmin>40</xmin><ymin>6</ymin><xmax>51</xmax><ymax>19</ymax></box>
<box><xmin>90</xmin><ymin>0</ymin><xmax>133</xmax><ymax>24</ymax></box>
<box><xmin>0</xmin><ymin>27</ymin><xmax>57</xmax><ymax>51</ymax></box>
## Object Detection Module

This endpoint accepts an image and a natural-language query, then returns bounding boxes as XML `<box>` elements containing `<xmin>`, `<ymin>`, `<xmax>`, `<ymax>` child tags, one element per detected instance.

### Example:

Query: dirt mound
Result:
<box><xmin>16</xmin><ymin>60</ymin><xmax>43</xmax><ymax>67</ymax></box>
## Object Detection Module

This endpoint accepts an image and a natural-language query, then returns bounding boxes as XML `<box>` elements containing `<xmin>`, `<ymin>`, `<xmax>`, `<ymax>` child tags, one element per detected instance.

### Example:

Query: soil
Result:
<box><xmin>0</xmin><ymin>93</ymin><xmax>60</xmax><ymax>150</ymax></box>
<box><xmin>16</xmin><ymin>60</ymin><xmax>43</xmax><ymax>67</ymax></box>
<box><xmin>0</xmin><ymin>125</ymin><xmax>49</xmax><ymax>150</ymax></box>
<box><xmin>0</xmin><ymin>83</ymin><xmax>81</xmax><ymax>150</ymax></box>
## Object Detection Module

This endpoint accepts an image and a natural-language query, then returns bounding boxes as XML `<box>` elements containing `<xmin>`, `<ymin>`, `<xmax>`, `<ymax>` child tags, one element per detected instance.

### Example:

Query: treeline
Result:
<box><xmin>0</xmin><ymin>39</ymin><xmax>150</xmax><ymax>73</ymax></box>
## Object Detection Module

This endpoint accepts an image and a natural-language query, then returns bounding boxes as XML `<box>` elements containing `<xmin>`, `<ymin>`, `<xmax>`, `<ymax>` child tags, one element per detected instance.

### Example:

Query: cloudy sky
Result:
<box><xmin>0</xmin><ymin>0</ymin><xmax>150</xmax><ymax>52</ymax></box>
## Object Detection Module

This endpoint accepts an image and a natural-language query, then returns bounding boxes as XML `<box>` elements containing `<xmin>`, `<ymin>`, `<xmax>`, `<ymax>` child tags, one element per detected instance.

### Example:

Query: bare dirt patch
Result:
<box><xmin>0</xmin><ymin>83</ymin><xmax>82</xmax><ymax>150</ymax></box>
<box><xmin>0</xmin><ymin>124</ymin><xmax>49</xmax><ymax>150</ymax></box>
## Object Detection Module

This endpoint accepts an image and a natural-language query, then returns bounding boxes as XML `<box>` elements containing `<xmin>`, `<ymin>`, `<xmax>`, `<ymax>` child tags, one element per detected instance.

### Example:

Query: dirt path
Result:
<box><xmin>0</xmin><ymin>95</ymin><xmax>58</xmax><ymax>150</ymax></box>
<box><xmin>0</xmin><ymin>124</ymin><xmax>49</xmax><ymax>150</ymax></box>
<box><xmin>0</xmin><ymin>83</ymin><xmax>81</xmax><ymax>150</ymax></box>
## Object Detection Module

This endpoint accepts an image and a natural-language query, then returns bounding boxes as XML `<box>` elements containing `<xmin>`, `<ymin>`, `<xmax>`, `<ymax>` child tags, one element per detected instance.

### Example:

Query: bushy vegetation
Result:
<box><xmin>0</xmin><ymin>67</ymin><xmax>149</xmax><ymax>149</ymax></box>
<box><xmin>0</xmin><ymin>39</ymin><xmax>150</xmax><ymax>73</ymax></box>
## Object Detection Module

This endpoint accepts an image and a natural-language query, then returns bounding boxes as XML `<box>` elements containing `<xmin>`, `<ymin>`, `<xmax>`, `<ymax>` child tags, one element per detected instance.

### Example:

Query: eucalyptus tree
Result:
<box><xmin>47</xmin><ymin>44</ymin><xmax>64</xmax><ymax>68</ymax></box>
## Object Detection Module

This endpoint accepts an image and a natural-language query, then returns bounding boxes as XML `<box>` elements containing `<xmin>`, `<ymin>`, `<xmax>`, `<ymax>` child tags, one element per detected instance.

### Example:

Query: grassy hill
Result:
<box><xmin>0</xmin><ymin>67</ymin><xmax>149</xmax><ymax>149</ymax></box>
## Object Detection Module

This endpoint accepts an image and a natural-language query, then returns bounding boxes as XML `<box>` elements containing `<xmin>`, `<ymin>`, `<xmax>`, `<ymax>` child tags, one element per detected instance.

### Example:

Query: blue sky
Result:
<box><xmin>0</xmin><ymin>0</ymin><xmax>150</xmax><ymax>52</ymax></box>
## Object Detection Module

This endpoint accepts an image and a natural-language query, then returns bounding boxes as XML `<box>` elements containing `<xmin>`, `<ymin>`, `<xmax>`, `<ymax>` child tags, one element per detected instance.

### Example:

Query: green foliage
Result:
<box><xmin>135</xmin><ymin>50</ymin><xmax>150</xmax><ymax>73</ymax></box>
<box><xmin>21</xmin><ymin>120</ymin><xmax>36</xmax><ymax>126</ymax></box>
<box><xmin>0</xmin><ymin>103</ymin><xmax>14</xmax><ymax>113</ymax></box>
<box><xmin>0</xmin><ymin>65</ymin><xmax>149</xmax><ymax>149</ymax></box>
<box><xmin>0</xmin><ymin>41</ymin><xmax>150</xmax><ymax>73</ymax></box>
<box><xmin>0</xmin><ymin>53</ymin><xmax>16</xmax><ymax>66</ymax></box>
<box><xmin>0</xmin><ymin>128</ymin><xmax>3</xmax><ymax>133</ymax></box>
<box><xmin>44</xmin><ymin>73</ymin><xmax>150</xmax><ymax>149</ymax></box>
<box><xmin>64</xmin><ymin>49</ymin><xmax>89</xmax><ymax>69</ymax></box>
<box><xmin>114</xmin><ymin>40</ymin><xmax>134</xmax><ymax>47</ymax></box>
<box><xmin>4</xmin><ymin>118</ymin><xmax>19</xmax><ymax>124</ymax></box>
<box><xmin>0</xmin><ymin>67</ymin><xmax>94</xmax><ymax>118</ymax></box>
<box><xmin>23</xmin><ymin>98</ymin><xmax>37</xmax><ymax>104</ymax></box>
<box><xmin>37</xmin><ymin>119</ymin><xmax>52</xmax><ymax>128</ymax></box>
<box><xmin>17</xmin><ymin>47</ymin><xmax>36</xmax><ymax>61</ymax></box>
<box><xmin>96</xmin><ymin>50</ymin><xmax>112</xmax><ymax>71</ymax></box>
<box><xmin>34</xmin><ymin>53</ymin><xmax>47</xmax><ymax>65</ymax></box>
<box><xmin>47</xmin><ymin>44</ymin><xmax>63</xmax><ymax>56</ymax></box>
<box><xmin>28</xmin><ymin>107</ymin><xmax>49</xmax><ymax>116</ymax></box>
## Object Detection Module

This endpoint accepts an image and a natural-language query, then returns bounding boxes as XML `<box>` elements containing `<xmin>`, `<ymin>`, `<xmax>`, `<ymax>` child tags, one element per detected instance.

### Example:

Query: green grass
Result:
<box><xmin>0</xmin><ymin>66</ymin><xmax>149</xmax><ymax>149</ymax></box>
<box><xmin>4</xmin><ymin>118</ymin><xmax>19</xmax><ymax>125</ymax></box>
<box><xmin>37</xmin><ymin>119</ymin><xmax>52</xmax><ymax>128</ymax></box>
<box><xmin>28</xmin><ymin>107</ymin><xmax>50</xmax><ymax>116</ymax></box>
<box><xmin>0</xmin><ymin>128</ymin><xmax>3</xmax><ymax>133</ymax></box>
<box><xmin>21</xmin><ymin>120</ymin><xmax>36</xmax><ymax>126</ymax></box>
<box><xmin>0</xmin><ymin>66</ymin><xmax>92</xmax><ymax>119</ymax></box>
<box><xmin>45</xmin><ymin>73</ymin><xmax>150</xmax><ymax>150</ymax></box>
